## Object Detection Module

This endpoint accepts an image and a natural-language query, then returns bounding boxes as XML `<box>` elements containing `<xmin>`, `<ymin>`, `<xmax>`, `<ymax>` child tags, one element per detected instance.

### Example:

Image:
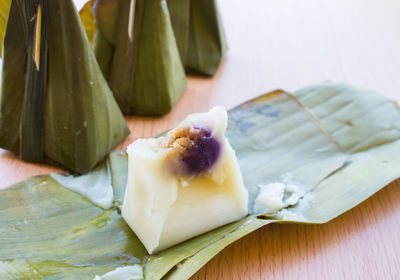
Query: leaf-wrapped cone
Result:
<box><xmin>92</xmin><ymin>0</ymin><xmax>186</xmax><ymax>116</ymax></box>
<box><xmin>167</xmin><ymin>0</ymin><xmax>228</xmax><ymax>76</ymax></box>
<box><xmin>0</xmin><ymin>0</ymin><xmax>129</xmax><ymax>174</ymax></box>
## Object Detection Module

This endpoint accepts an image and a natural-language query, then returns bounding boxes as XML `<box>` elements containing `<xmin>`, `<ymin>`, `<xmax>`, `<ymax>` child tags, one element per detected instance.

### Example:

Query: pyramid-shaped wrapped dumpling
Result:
<box><xmin>92</xmin><ymin>0</ymin><xmax>186</xmax><ymax>115</ymax></box>
<box><xmin>167</xmin><ymin>0</ymin><xmax>228</xmax><ymax>76</ymax></box>
<box><xmin>0</xmin><ymin>0</ymin><xmax>129</xmax><ymax>174</ymax></box>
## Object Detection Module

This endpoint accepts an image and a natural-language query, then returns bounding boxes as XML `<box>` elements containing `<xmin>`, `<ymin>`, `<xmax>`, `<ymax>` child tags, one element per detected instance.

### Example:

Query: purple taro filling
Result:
<box><xmin>181</xmin><ymin>127</ymin><xmax>221</xmax><ymax>174</ymax></box>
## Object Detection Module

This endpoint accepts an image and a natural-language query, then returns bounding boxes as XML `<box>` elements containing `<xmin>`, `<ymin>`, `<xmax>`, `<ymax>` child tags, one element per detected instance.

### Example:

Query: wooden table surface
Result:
<box><xmin>1</xmin><ymin>0</ymin><xmax>400</xmax><ymax>279</ymax></box>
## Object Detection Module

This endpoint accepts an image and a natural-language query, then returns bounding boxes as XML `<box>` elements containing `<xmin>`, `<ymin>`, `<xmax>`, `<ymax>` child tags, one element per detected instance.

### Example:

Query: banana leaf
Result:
<box><xmin>167</xmin><ymin>0</ymin><xmax>228</xmax><ymax>76</ymax></box>
<box><xmin>91</xmin><ymin>0</ymin><xmax>186</xmax><ymax>115</ymax></box>
<box><xmin>0</xmin><ymin>0</ymin><xmax>129</xmax><ymax>174</ymax></box>
<box><xmin>1</xmin><ymin>83</ymin><xmax>400</xmax><ymax>279</ymax></box>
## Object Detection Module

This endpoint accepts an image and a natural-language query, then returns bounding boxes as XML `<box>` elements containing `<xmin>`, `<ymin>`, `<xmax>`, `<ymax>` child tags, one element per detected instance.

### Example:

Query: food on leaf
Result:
<box><xmin>122</xmin><ymin>106</ymin><xmax>248</xmax><ymax>253</ymax></box>
<box><xmin>1</xmin><ymin>83</ymin><xmax>400</xmax><ymax>279</ymax></box>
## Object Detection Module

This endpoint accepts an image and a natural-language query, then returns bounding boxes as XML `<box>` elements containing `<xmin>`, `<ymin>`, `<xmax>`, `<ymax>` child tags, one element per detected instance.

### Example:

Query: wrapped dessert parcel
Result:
<box><xmin>122</xmin><ymin>107</ymin><xmax>249</xmax><ymax>253</ymax></box>
<box><xmin>91</xmin><ymin>0</ymin><xmax>186</xmax><ymax>115</ymax></box>
<box><xmin>0</xmin><ymin>0</ymin><xmax>129</xmax><ymax>174</ymax></box>
<box><xmin>81</xmin><ymin>0</ymin><xmax>228</xmax><ymax>115</ymax></box>
<box><xmin>167</xmin><ymin>0</ymin><xmax>228</xmax><ymax>76</ymax></box>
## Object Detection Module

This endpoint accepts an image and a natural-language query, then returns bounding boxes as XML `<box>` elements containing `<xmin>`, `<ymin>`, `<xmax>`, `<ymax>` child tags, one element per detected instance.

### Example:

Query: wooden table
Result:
<box><xmin>1</xmin><ymin>0</ymin><xmax>400</xmax><ymax>279</ymax></box>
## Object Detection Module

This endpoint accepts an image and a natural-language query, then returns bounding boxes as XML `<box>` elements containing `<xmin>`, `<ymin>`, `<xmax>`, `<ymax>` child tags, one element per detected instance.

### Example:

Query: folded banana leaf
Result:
<box><xmin>167</xmin><ymin>0</ymin><xmax>228</xmax><ymax>76</ymax></box>
<box><xmin>0</xmin><ymin>0</ymin><xmax>129</xmax><ymax>174</ymax></box>
<box><xmin>91</xmin><ymin>0</ymin><xmax>186</xmax><ymax>115</ymax></box>
<box><xmin>1</xmin><ymin>83</ymin><xmax>400</xmax><ymax>279</ymax></box>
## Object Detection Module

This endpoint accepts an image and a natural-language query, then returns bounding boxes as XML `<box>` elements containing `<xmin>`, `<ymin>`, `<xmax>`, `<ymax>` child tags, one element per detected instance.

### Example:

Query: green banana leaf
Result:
<box><xmin>91</xmin><ymin>0</ymin><xmax>186</xmax><ymax>116</ymax></box>
<box><xmin>0</xmin><ymin>0</ymin><xmax>129</xmax><ymax>174</ymax></box>
<box><xmin>1</xmin><ymin>83</ymin><xmax>400</xmax><ymax>279</ymax></box>
<box><xmin>167</xmin><ymin>0</ymin><xmax>228</xmax><ymax>76</ymax></box>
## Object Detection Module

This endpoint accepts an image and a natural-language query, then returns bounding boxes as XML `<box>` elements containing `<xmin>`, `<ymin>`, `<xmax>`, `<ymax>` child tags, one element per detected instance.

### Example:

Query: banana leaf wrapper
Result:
<box><xmin>167</xmin><ymin>0</ymin><xmax>228</xmax><ymax>76</ymax></box>
<box><xmin>1</xmin><ymin>83</ymin><xmax>400</xmax><ymax>279</ymax></box>
<box><xmin>91</xmin><ymin>0</ymin><xmax>186</xmax><ymax>115</ymax></box>
<box><xmin>0</xmin><ymin>0</ymin><xmax>129</xmax><ymax>174</ymax></box>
